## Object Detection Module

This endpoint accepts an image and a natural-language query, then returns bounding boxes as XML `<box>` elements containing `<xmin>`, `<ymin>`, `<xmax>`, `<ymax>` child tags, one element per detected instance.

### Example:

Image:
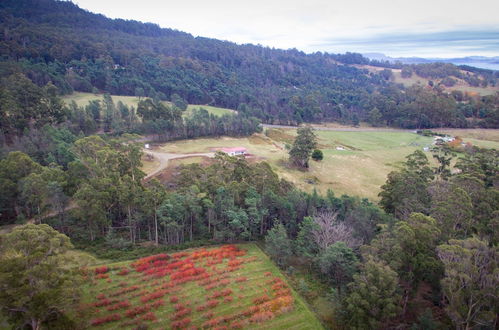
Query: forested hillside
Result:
<box><xmin>1</xmin><ymin>0</ymin><xmax>498</xmax><ymax>128</ymax></box>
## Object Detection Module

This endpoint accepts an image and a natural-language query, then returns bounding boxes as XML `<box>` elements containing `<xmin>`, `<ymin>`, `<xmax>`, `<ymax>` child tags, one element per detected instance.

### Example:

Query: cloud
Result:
<box><xmin>310</xmin><ymin>28</ymin><xmax>499</xmax><ymax>57</ymax></box>
<box><xmin>74</xmin><ymin>0</ymin><xmax>499</xmax><ymax>57</ymax></box>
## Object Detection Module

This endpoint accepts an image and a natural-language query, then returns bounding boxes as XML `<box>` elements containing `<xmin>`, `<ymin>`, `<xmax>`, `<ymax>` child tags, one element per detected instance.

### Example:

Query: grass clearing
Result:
<box><xmin>63</xmin><ymin>92</ymin><xmax>236</xmax><ymax>117</ymax></box>
<box><xmin>80</xmin><ymin>243</ymin><xmax>322</xmax><ymax>329</ymax></box>
<box><xmin>153</xmin><ymin>130</ymin><xmax>433</xmax><ymax>200</ymax></box>
<box><xmin>186</xmin><ymin>104</ymin><xmax>236</xmax><ymax>117</ymax></box>
<box><xmin>149</xmin><ymin>128</ymin><xmax>498</xmax><ymax>201</ymax></box>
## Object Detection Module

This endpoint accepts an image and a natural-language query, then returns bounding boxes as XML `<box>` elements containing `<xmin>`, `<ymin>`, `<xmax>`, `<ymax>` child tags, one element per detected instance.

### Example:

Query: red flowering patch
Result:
<box><xmin>94</xmin><ymin>266</ymin><xmax>109</xmax><ymax>274</ymax></box>
<box><xmin>234</xmin><ymin>276</ymin><xmax>247</xmax><ymax>283</ymax></box>
<box><xmin>140</xmin><ymin>290</ymin><xmax>167</xmax><ymax>303</ymax></box>
<box><xmin>253</xmin><ymin>294</ymin><xmax>271</xmax><ymax>305</ymax></box>
<box><xmin>117</xmin><ymin>268</ymin><xmax>130</xmax><ymax>276</ymax></box>
<box><xmin>109</xmin><ymin>285</ymin><xmax>139</xmax><ymax>297</ymax></box>
<box><xmin>171</xmin><ymin>317</ymin><xmax>191</xmax><ymax>329</ymax></box>
<box><xmin>90</xmin><ymin>313</ymin><xmax>121</xmax><ymax>326</ymax></box>
<box><xmin>172</xmin><ymin>307</ymin><xmax>192</xmax><ymax>320</ymax></box>
<box><xmin>106</xmin><ymin>300</ymin><xmax>131</xmax><ymax>311</ymax></box>
<box><xmin>93</xmin><ymin>298</ymin><xmax>113</xmax><ymax>307</ymax></box>
<box><xmin>141</xmin><ymin>312</ymin><xmax>157</xmax><ymax>322</ymax></box>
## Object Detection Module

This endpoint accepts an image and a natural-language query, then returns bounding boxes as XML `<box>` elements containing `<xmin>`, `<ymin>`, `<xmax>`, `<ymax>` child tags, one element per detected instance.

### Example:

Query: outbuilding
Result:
<box><xmin>220</xmin><ymin>147</ymin><xmax>247</xmax><ymax>156</ymax></box>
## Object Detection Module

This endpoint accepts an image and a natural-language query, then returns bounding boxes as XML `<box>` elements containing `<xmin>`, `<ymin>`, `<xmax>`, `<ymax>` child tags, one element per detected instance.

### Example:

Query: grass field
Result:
<box><xmin>79</xmin><ymin>244</ymin><xmax>323</xmax><ymax>329</ymax></box>
<box><xmin>62</xmin><ymin>92</ymin><xmax>235</xmax><ymax>117</ymax></box>
<box><xmin>147</xmin><ymin>128</ymin><xmax>499</xmax><ymax>201</ymax></box>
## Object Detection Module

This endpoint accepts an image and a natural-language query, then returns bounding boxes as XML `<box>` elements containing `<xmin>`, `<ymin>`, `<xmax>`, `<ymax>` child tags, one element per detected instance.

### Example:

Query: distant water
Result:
<box><xmin>454</xmin><ymin>61</ymin><xmax>499</xmax><ymax>71</ymax></box>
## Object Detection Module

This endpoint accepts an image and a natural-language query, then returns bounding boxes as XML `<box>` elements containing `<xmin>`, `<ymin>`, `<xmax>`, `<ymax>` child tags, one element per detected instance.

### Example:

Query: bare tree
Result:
<box><xmin>311</xmin><ymin>212</ymin><xmax>361</xmax><ymax>250</ymax></box>
<box><xmin>437</xmin><ymin>237</ymin><xmax>498</xmax><ymax>330</ymax></box>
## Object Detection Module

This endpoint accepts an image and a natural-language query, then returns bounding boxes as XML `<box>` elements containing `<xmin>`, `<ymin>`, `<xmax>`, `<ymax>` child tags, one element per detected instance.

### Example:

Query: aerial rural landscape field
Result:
<box><xmin>1</xmin><ymin>0</ymin><xmax>498</xmax><ymax>329</ymax></box>
<box><xmin>80</xmin><ymin>244</ymin><xmax>321</xmax><ymax>329</ymax></box>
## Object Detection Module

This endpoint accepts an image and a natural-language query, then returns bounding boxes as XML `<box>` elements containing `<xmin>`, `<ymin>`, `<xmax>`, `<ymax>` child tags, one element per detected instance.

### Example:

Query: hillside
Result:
<box><xmin>80</xmin><ymin>244</ymin><xmax>322</xmax><ymax>329</ymax></box>
<box><xmin>0</xmin><ymin>0</ymin><xmax>498</xmax><ymax>129</ymax></box>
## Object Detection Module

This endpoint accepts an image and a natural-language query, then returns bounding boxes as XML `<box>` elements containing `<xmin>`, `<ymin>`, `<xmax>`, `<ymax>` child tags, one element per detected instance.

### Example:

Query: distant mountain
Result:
<box><xmin>364</xmin><ymin>53</ymin><xmax>499</xmax><ymax>71</ymax></box>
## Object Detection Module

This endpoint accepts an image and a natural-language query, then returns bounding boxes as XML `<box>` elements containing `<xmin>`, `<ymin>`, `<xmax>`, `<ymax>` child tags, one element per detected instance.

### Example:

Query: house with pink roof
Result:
<box><xmin>220</xmin><ymin>147</ymin><xmax>247</xmax><ymax>156</ymax></box>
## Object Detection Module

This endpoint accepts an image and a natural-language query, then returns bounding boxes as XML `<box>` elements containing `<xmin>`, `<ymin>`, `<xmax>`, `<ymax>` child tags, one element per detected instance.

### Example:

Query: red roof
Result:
<box><xmin>220</xmin><ymin>147</ymin><xmax>247</xmax><ymax>152</ymax></box>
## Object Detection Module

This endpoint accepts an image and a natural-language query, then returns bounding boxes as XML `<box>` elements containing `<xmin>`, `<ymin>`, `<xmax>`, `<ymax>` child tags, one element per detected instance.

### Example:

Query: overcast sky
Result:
<box><xmin>73</xmin><ymin>0</ymin><xmax>499</xmax><ymax>58</ymax></box>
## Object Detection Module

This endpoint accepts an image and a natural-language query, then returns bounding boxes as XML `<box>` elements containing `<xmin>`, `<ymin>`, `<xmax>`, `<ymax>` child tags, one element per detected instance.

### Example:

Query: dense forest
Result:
<box><xmin>1</xmin><ymin>0</ymin><xmax>498</xmax><ymax>129</ymax></box>
<box><xmin>1</xmin><ymin>131</ymin><xmax>497</xmax><ymax>328</ymax></box>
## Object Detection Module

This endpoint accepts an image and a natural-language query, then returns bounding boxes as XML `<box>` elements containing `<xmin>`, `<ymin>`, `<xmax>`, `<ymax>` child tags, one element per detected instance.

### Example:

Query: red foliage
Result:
<box><xmin>206</xmin><ymin>299</ymin><xmax>219</xmax><ymax>309</ymax></box>
<box><xmin>96</xmin><ymin>293</ymin><xmax>106</xmax><ymax>300</ymax></box>
<box><xmin>95</xmin><ymin>273</ymin><xmax>109</xmax><ymax>279</ymax></box>
<box><xmin>241</xmin><ymin>306</ymin><xmax>260</xmax><ymax>317</ymax></box>
<box><xmin>150</xmin><ymin>299</ymin><xmax>165</xmax><ymax>309</ymax></box>
<box><xmin>93</xmin><ymin>298</ymin><xmax>113</xmax><ymax>307</ymax></box>
<box><xmin>203</xmin><ymin>312</ymin><xmax>214</xmax><ymax>319</ymax></box>
<box><xmin>141</xmin><ymin>312</ymin><xmax>157</xmax><ymax>321</ymax></box>
<box><xmin>172</xmin><ymin>307</ymin><xmax>192</xmax><ymax>320</ymax></box>
<box><xmin>140</xmin><ymin>290</ymin><xmax>167</xmax><ymax>303</ymax></box>
<box><xmin>224</xmin><ymin>296</ymin><xmax>233</xmax><ymax>303</ymax></box>
<box><xmin>171</xmin><ymin>318</ymin><xmax>191</xmax><ymax>329</ymax></box>
<box><xmin>234</xmin><ymin>276</ymin><xmax>247</xmax><ymax>283</ymax></box>
<box><xmin>90</xmin><ymin>313</ymin><xmax>121</xmax><ymax>326</ymax></box>
<box><xmin>94</xmin><ymin>266</ymin><xmax>109</xmax><ymax>274</ymax></box>
<box><xmin>170</xmin><ymin>296</ymin><xmax>179</xmax><ymax>303</ymax></box>
<box><xmin>174</xmin><ymin>303</ymin><xmax>187</xmax><ymax>311</ymax></box>
<box><xmin>230</xmin><ymin>321</ymin><xmax>244</xmax><ymax>329</ymax></box>
<box><xmin>227</xmin><ymin>259</ymin><xmax>244</xmax><ymax>267</ymax></box>
<box><xmin>253</xmin><ymin>294</ymin><xmax>271</xmax><ymax>305</ymax></box>
<box><xmin>197</xmin><ymin>299</ymin><xmax>219</xmax><ymax>311</ymax></box>
<box><xmin>125</xmin><ymin>305</ymin><xmax>151</xmax><ymax>318</ymax></box>
<box><xmin>109</xmin><ymin>285</ymin><xmax>140</xmax><ymax>297</ymax></box>
<box><xmin>260</xmin><ymin>295</ymin><xmax>294</xmax><ymax>314</ymax></box>
<box><xmin>117</xmin><ymin>268</ymin><xmax>130</xmax><ymax>276</ymax></box>
<box><xmin>106</xmin><ymin>300</ymin><xmax>131</xmax><ymax>311</ymax></box>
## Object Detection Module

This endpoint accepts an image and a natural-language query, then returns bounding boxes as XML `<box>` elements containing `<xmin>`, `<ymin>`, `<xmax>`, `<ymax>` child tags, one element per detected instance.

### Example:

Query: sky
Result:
<box><xmin>73</xmin><ymin>0</ymin><xmax>499</xmax><ymax>58</ymax></box>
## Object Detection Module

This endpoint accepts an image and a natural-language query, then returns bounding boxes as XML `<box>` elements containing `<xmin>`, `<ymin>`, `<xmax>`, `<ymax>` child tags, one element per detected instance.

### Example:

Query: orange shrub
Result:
<box><xmin>250</xmin><ymin>311</ymin><xmax>275</xmax><ymax>323</ymax></box>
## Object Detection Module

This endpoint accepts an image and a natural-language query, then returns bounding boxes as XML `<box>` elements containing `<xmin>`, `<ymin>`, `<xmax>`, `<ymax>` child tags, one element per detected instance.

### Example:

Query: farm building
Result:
<box><xmin>220</xmin><ymin>147</ymin><xmax>247</xmax><ymax>156</ymax></box>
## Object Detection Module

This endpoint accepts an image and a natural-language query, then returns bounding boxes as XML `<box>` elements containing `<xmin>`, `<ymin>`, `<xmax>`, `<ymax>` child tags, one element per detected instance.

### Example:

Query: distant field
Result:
<box><xmin>62</xmin><ymin>92</ymin><xmax>236</xmax><ymax>117</ymax></box>
<box><xmin>147</xmin><ymin>129</ymin><xmax>433</xmax><ymax>200</ymax></box>
<box><xmin>147</xmin><ymin>128</ymin><xmax>498</xmax><ymax>201</ymax></box>
<box><xmin>186</xmin><ymin>104</ymin><xmax>235</xmax><ymax>117</ymax></box>
<box><xmin>389</xmin><ymin>70</ymin><xmax>498</xmax><ymax>96</ymax></box>
<box><xmin>80</xmin><ymin>244</ymin><xmax>322</xmax><ymax>329</ymax></box>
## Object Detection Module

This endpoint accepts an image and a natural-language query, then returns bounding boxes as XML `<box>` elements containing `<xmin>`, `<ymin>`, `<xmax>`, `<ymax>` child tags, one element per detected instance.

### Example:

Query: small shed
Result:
<box><xmin>220</xmin><ymin>147</ymin><xmax>247</xmax><ymax>156</ymax></box>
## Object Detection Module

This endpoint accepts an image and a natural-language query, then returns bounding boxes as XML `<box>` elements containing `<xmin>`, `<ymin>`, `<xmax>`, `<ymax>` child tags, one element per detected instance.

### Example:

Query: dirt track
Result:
<box><xmin>143</xmin><ymin>150</ymin><xmax>215</xmax><ymax>179</ymax></box>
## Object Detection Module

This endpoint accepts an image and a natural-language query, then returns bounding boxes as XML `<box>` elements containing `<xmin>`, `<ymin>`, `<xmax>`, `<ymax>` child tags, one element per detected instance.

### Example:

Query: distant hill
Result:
<box><xmin>364</xmin><ymin>53</ymin><xmax>499</xmax><ymax>71</ymax></box>
<box><xmin>0</xmin><ymin>0</ymin><xmax>498</xmax><ymax>129</ymax></box>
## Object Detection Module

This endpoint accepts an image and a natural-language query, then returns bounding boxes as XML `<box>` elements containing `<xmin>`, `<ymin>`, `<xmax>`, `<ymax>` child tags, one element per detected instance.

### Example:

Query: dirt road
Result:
<box><xmin>143</xmin><ymin>150</ymin><xmax>215</xmax><ymax>179</ymax></box>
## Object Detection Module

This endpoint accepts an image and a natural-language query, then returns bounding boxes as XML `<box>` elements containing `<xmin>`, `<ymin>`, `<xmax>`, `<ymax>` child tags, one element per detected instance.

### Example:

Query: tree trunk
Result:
<box><xmin>31</xmin><ymin>318</ymin><xmax>41</xmax><ymax>330</ymax></box>
<box><xmin>154</xmin><ymin>209</ymin><xmax>159</xmax><ymax>246</ymax></box>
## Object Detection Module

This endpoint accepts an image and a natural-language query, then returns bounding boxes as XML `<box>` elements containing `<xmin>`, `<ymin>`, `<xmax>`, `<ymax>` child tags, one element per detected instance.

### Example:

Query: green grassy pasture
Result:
<box><xmin>152</xmin><ymin>128</ymin><xmax>498</xmax><ymax>200</ymax></box>
<box><xmin>80</xmin><ymin>243</ymin><xmax>322</xmax><ymax>329</ymax></box>
<box><xmin>62</xmin><ymin>92</ymin><xmax>236</xmax><ymax>117</ymax></box>
<box><xmin>154</xmin><ymin>130</ymin><xmax>434</xmax><ymax>200</ymax></box>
